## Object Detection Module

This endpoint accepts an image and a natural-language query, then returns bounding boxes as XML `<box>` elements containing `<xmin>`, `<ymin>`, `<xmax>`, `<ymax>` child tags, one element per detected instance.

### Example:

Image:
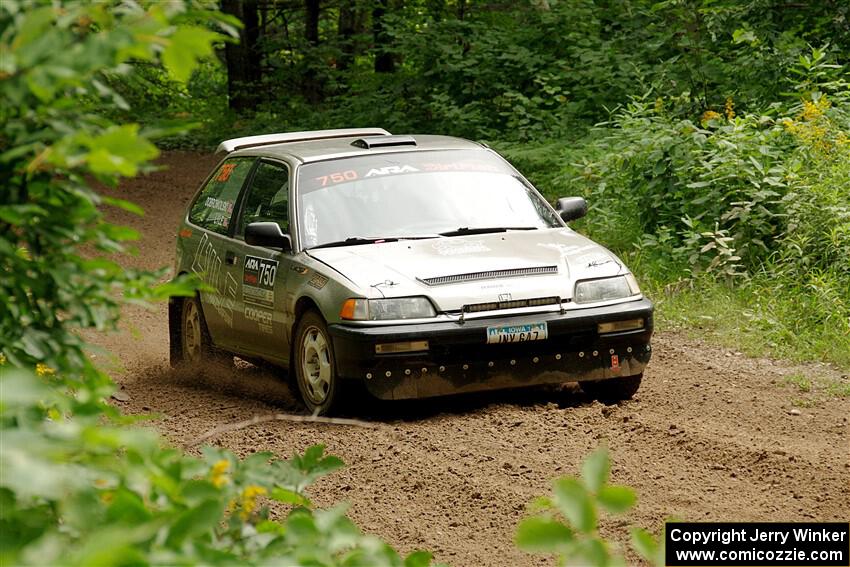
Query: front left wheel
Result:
<box><xmin>294</xmin><ymin>310</ymin><xmax>340</xmax><ymax>415</ymax></box>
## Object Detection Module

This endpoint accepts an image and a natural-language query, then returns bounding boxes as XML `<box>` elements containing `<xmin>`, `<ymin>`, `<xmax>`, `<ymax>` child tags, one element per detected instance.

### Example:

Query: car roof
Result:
<box><xmin>226</xmin><ymin>134</ymin><xmax>486</xmax><ymax>164</ymax></box>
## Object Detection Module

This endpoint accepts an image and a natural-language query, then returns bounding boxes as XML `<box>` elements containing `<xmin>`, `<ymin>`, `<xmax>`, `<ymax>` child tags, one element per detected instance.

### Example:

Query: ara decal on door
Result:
<box><xmin>243</xmin><ymin>255</ymin><xmax>278</xmax><ymax>334</ymax></box>
<box><xmin>190</xmin><ymin>233</ymin><xmax>237</xmax><ymax>327</ymax></box>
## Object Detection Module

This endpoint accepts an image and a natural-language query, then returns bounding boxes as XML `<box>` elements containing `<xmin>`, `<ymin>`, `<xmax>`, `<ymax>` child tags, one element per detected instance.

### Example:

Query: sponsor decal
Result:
<box><xmin>536</xmin><ymin>242</ymin><xmax>597</xmax><ymax>257</ymax></box>
<box><xmin>314</xmin><ymin>170</ymin><xmax>358</xmax><ymax>187</ymax></box>
<box><xmin>243</xmin><ymin>255</ymin><xmax>278</xmax><ymax>309</ymax></box>
<box><xmin>190</xmin><ymin>233</ymin><xmax>236</xmax><ymax>327</ymax></box>
<box><xmin>216</xmin><ymin>162</ymin><xmax>238</xmax><ymax>182</ymax></box>
<box><xmin>431</xmin><ymin>239</ymin><xmax>490</xmax><ymax>256</ymax></box>
<box><xmin>364</xmin><ymin>165</ymin><xmax>419</xmax><ymax>177</ymax></box>
<box><xmin>244</xmin><ymin>305</ymin><xmax>273</xmax><ymax>334</ymax></box>
<box><xmin>420</xmin><ymin>161</ymin><xmax>501</xmax><ymax>173</ymax></box>
<box><xmin>308</xmin><ymin>273</ymin><xmax>329</xmax><ymax>290</ymax></box>
<box><xmin>204</xmin><ymin>196</ymin><xmax>234</xmax><ymax>213</ymax></box>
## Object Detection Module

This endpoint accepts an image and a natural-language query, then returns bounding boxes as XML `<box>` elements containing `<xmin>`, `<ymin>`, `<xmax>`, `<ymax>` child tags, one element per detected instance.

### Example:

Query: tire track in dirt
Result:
<box><xmin>96</xmin><ymin>151</ymin><xmax>850</xmax><ymax>566</ymax></box>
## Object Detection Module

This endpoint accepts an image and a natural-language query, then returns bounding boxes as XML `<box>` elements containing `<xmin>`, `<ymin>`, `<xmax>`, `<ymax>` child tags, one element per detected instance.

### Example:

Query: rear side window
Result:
<box><xmin>189</xmin><ymin>158</ymin><xmax>253</xmax><ymax>234</ymax></box>
<box><xmin>237</xmin><ymin>160</ymin><xmax>290</xmax><ymax>236</ymax></box>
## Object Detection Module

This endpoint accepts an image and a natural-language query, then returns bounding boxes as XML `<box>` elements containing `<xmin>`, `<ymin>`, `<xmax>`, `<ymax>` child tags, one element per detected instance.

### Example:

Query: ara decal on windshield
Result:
<box><xmin>190</xmin><ymin>233</ymin><xmax>237</xmax><ymax>327</ymax></box>
<box><xmin>243</xmin><ymin>255</ymin><xmax>278</xmax><ymax>309</ymax></box>
<box><xmin>365</xmin><ymin>165</ymin><xmax>419</xmax><ymax>177</ymax></box>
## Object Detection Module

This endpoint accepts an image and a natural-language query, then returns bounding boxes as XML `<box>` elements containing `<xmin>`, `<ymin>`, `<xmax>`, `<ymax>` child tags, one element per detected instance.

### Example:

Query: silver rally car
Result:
<box><xmin>169</xmin><ymin>128</ymin><xmax>653</xmax><ymax>414</ymax></box>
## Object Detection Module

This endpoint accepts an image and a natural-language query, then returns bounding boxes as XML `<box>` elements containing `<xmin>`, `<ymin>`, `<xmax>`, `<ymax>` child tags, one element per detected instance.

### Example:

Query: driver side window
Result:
<box><xmin>238</xmin><ymin>160</ymin><xmax>290</xmax><ymax>237</ymax></box>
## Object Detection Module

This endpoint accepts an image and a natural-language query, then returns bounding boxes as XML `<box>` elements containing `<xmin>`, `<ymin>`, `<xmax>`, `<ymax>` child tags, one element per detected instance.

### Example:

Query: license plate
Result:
<box><xmin>486</xmin><ymin>322</ymin><xmax>548</xmax><ymax>344</ymax></box>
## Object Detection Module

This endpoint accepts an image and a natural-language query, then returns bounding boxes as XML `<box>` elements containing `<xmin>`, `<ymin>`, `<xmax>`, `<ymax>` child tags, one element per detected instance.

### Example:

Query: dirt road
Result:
<box><xmin>97</xmin><ymin>151</ymin><xmax>849</xmax><ymax>566</ymax></box>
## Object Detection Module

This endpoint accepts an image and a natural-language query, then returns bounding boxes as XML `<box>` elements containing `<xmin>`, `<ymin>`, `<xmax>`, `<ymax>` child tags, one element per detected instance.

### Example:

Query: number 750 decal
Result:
<box><xmin>314</xmin><ymin>170</ymin><xmax>358</xmax><ymax>186</ymax></box>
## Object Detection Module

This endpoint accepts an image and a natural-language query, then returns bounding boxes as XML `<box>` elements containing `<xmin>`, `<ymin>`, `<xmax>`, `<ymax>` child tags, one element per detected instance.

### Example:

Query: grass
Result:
<box><xmin>640</xmin><ymin>275</ymin><xmax>850</xmax><ymax>371</ymax></box>
<box><xmin>826</xmin><ymin>380</ymin><xmax>850</xmax><ymax>398</ymax></box>
<box><xmin>782</xmin><ymin>370</ymin><xmax>850</xmax><ymax>407</ymax></box>
<box><xmin>783</xmin><ymin>372</ymin><xmax>813</xmax><ymax>393</ymax></box>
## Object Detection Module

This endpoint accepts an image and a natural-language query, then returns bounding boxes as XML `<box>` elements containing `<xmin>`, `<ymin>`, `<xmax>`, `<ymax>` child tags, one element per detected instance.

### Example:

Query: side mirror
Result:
<box><xmin>245</xmin><ymin>222</ymin><xmax>292</xmax><ymax>252</ymax></box>
<box><xmin>557</xmin><ymin>197</ymin><xmax>587</xmax><ymax>222</ymax></box>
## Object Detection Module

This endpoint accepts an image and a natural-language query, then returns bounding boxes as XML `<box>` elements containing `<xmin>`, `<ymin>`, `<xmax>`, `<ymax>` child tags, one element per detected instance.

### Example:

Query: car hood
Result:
<box><xmin>307</xmin><ymin>228</ymin><xmax>626</xmax><ymax>311</ymax></box>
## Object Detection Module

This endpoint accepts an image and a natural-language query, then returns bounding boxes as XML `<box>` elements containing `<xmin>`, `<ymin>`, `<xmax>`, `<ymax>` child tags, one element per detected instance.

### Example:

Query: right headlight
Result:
<box><xmin>340</xmin><ymin>297</ymin><xmax>437</xmax><ymax>321</ymax></box>
<box><xmin>574</xmin><ymin>274</ymin><xmax>640</xmax><ymax>304</ymax></box>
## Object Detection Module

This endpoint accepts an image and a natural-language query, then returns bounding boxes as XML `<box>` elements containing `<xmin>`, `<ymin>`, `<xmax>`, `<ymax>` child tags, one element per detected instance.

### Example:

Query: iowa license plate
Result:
<box><xmin>486</xmin><ymin>322</ymin><xmax>548</xmax><ymax>344</ymax></box>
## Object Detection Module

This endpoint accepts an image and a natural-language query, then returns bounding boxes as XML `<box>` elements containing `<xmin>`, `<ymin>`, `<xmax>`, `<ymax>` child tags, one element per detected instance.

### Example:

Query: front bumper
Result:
<box><xmin>328</xmin><ymin>297</ymin><xmax>653</xmax><ymax>400</ymax></box>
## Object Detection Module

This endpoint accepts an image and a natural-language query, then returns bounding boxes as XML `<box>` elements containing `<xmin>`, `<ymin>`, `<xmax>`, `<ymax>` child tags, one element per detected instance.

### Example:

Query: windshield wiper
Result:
<box><xmin>438</xmin><ymin>226</ymin><xmax>538</xmax><ymax>237</ymax></box>
<box><xmin>307</xmin><ymin>235</ymin><xmax>439</xmax><ymax>250</ymax></box>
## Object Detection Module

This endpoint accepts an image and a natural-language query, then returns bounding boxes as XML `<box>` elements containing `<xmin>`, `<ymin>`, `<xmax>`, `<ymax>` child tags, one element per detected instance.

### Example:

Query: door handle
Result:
<box><xmin>225</xmin><ymin>251</ymin><xmax>238</xmax><ymax>266</ymax></box>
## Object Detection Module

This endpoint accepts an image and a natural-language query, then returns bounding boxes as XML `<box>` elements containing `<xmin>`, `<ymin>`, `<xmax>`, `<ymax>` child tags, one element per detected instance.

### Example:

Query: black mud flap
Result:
<box><xmin>168</xmin><ymin>297</ymin><xmax>183</xmax><ymax>368</ymax></box>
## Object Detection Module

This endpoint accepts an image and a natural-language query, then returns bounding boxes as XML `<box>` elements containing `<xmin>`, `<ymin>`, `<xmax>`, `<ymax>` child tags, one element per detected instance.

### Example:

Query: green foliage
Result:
<box><xmin>516</xmin><ymin>446</ymin><xmax>663</xmax><ymax>566</ymax></box>
<box><xmin>510</xmin><ymin>48</ymin><xmax>850</xmax><ymax>367</ymax></box>
<box><xmin>0</xmin><ymin>2</ymin><xmax>435</xmax><ymax>565</ymax></box>
<box><xmin>165</xmin><ymin>0</ymin><xmax>849</xmax><ymax>145</ymax></box>
<box><xmin>0</xmin><ymin>367</ymin><xmax>432</xmax><ymax>565</ymax></box>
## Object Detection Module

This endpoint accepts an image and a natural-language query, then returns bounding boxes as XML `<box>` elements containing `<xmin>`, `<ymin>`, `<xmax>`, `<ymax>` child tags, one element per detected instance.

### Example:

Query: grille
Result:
<box><xmin>419</xmin><ymin>265</ymin><xmax>558</xmax><ymax>286</ymax></box>
<box><xmin>462</xmin><ymin>296</ymin><xmax>561</xmax><ymax>313</ymax></box>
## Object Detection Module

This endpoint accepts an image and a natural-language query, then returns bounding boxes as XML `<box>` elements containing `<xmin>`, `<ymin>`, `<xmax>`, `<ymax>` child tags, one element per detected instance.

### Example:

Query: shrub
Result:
<box><xmin>0</xmin><ymin>2</ymin><xmax>434</xmax><ymax>564</ymax></box>
<box><xmin>516</xmin><ymin>446</ymin><xmax>664</xmax><ymax>566</ymax></box>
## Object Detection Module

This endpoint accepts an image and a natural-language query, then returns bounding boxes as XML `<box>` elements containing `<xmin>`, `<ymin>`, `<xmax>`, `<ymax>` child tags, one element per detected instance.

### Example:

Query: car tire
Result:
<box><xmin>294</xmin><ymin>310</ymin><xmax>339</xmax><ymax>415</ymax></box>
<box><xmin>580</xmin><ymin>373</ymin><xmax>642</xmax><ymax>403</ymax></box>
<box><xmin>179</xmin><ymin>295</ymin><xmax>233</xmax><ymax>368</ymax></box>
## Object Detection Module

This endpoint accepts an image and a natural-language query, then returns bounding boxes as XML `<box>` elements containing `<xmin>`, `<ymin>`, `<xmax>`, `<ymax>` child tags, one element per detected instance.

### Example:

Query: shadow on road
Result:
<box><xmin>141</xmin><ymin>358</ymin><xmax>610</xmax><ymax>423</ymax></box>
<box><xmin>343</xmin><ymin>382</ymin><xmax>603</xmax><ymax>422</ymax></box>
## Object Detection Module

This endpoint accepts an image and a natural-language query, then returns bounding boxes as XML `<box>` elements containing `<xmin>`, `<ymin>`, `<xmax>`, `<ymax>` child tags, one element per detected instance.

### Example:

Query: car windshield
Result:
<box><xmin>296</xmin><ymin>149</ymin><xmax>560</xmax><ymax>248</ymax></box>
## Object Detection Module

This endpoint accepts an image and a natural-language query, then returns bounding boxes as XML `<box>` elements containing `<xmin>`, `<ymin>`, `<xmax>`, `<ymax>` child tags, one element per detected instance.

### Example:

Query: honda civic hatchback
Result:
<box><xmin>169</xmin><ymin>128</ymin><xmax>653</xmax><ymax>414</ymax></box>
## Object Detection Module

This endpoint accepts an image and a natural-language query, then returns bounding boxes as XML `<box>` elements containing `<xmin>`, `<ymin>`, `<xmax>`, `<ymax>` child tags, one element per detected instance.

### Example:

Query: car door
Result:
<box><xmin>184</xmin><ymin>156</ymin><xmax>256</xmax><ymax>351</ymax></box>
<box><xmin>226</xmin><ymin>159</ymin><xmax>294</xmax><ymax>361</ymax></box>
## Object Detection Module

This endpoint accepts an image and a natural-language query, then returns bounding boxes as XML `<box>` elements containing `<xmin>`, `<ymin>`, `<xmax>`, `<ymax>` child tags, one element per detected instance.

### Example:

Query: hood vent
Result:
<box><xmin>351</xmin><ymin>135</ymin><xmax>417</xmax><ymax>149</ymax></box>
<box><xmin>419</xmin><ymin>265</ymin><xmax>558</xmax><ymax>286</ymax></box>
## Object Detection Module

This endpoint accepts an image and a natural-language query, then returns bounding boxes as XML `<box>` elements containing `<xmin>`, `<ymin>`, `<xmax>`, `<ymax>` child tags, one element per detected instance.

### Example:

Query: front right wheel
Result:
<box><xmin>580</xmin><ymin>373</ymin><xmax>642</xmax><ymax>403</ymax></box>
<box><xmin>293</xmin><ymin>310</ymin><xmax>340</xmax><ymax>415</ymax></box>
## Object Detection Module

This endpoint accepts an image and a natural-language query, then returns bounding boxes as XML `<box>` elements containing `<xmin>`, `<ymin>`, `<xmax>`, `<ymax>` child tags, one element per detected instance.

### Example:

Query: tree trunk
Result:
<box><xmin>373</xmin><ymin>0</ymin><xmax>394</xmax><ymax>73</ymax></box>
<box><xmin>221</xmin><ymin>0</ymin><xmax>262</xmax><ymax>111</ymax></box>
<box><xmin>303</xmin><ymin>0</ymin><xmax>323</xmax><ymax>103</ymax></box>
<box><xmin>305</xmin><ymin>0</ymin><xmax>320</xmax><ymax>46</ymax></box>
<box><xmin>337</xmin><ymin>0</ymin><xmax>356</xmax><ymax>71</ymax></box>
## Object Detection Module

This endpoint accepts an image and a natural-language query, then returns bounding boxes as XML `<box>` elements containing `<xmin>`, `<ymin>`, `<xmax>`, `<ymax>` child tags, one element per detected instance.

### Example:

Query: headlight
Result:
<box><xmin>574</xmin><ymin>275</ymin><xmax>640</xmax><ymax>304</ymax></box>
<box><xmin>340</xmin><ymin>297</ymin><xmax>436</xmax><ymax>321</ymax></box>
